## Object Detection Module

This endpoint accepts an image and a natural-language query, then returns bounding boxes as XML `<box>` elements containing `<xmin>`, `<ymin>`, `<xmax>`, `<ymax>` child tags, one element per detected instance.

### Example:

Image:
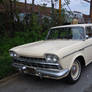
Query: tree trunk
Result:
<box><xmin>32</xmin><ymin>0</ymin><xmax>34</xmax><ymax>13</ymax></box>
<box><xmin>13</xmin><ymin>0</ymin><xmax>17</xmax><ymax>22</ymax></box>
<box><xmin>14</xmin><ymin>0</ymin><xmax>16</xmax><ymax>12</ymax></box>
<box><xmin>51</xmin><ymin>0</ymin><xmax>54</xmax><ymax>14</ymax></box>
<box><xmin>51</xmin><ymin>0</ymin><xmax>55</xmax><ymax>25</ymax></box>
<box><xmin>25</xmin><ymin>0</ymin><xmax>27</xmax><ymax>12</ymax></box>
<box><xmin>25</xmin><ymin>0</ymin><xmax>28</xmax><ymax>24</ymax></box>
<box><xmin>9</xmin><ymin>0</ymin><xmax>14</xmax><ymax>37</ymax></box>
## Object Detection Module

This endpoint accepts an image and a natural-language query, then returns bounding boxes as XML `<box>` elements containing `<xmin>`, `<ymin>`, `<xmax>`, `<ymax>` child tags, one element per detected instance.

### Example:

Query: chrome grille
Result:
<box><xmin>14</xmin><ymin>56</ymin><xmax>61</xmax><ymax>70</ymax></box>
<box><xmin>19</xmin><ymin>56</ymin><xmax>45</xmax><ymax>63</ymax></box>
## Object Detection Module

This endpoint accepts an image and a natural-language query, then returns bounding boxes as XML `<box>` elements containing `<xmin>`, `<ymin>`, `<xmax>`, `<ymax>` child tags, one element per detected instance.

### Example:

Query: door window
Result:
<box><xmin>86</xmin><ymin>26</ymin><xmax>92</xmax><ymax>38</ymax></box>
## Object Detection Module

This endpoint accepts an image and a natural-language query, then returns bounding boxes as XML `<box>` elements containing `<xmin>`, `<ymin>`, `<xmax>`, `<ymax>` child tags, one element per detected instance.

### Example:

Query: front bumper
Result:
<box><xmin>12</xmin><ymin>63</ymin><xmax>69</xmax><ymax>79</ymax></box>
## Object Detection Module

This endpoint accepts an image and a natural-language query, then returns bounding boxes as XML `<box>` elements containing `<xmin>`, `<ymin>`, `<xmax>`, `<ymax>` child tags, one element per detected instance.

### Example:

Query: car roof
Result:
<box><xmin>51</xmin><ymin>24</ymin><xmax>92</xmax><ymax>29</ymax></box>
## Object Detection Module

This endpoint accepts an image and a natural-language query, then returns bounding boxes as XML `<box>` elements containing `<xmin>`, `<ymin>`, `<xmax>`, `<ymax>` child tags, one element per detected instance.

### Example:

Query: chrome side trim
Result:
<box><xmin>84</xmin><ymin>44</ymin><xmax>92</xmax><ymax>49</ymax></box>
<box><xmin>62</xmin><ymin>44</ymin><xmax>92</xmax><ymax>58</ymax></box>
<box><xmin>62</xmin><ymin>48</ymin><xmax>84</xmax><ymax>59</ymax></box>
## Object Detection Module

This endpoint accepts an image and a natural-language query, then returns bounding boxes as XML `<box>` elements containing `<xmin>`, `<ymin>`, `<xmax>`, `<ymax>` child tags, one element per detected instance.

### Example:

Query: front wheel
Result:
<box><xmin>67</xmin><ymin>59</ymin><xmax>82</xmax><ymax>83</ymax></box>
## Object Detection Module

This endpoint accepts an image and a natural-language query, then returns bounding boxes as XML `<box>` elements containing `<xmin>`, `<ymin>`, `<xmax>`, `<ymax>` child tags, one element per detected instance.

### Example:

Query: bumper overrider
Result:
<box><xmin>12</xmin><ymin>63</ymin><xmax>69</xmax><ymax>79</ymax></box>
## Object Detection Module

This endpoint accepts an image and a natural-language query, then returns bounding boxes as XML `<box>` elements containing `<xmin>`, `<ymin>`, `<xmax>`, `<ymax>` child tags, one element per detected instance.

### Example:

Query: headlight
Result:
<box><xmin>45</xmin><ymin>54</ymin><xmax>59</xmax><ymax>63</ymax></box>
<box><xmin>9</xmin><ymin>51</ymin><xmax>17</xmax><ymax>57</ymax></box>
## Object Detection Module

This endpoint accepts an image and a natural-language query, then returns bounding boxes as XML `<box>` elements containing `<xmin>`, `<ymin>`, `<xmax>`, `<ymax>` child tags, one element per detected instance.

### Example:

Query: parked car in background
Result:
<box><xmin>9</xmin><ymin>24</ymin><xmax>92</xmax><ymax>83</ymax></box>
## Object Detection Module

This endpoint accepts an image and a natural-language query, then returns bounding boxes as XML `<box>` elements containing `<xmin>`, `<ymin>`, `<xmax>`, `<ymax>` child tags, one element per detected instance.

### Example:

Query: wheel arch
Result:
<box><xmin>67</xmin><ymin>55</ymin><xmax>85</xmax><ymax>83</ymax></box>
<box><xmin>72</xmin><ymin>55</ymin><xmax>86</xmax><ymax>69</ymax></box>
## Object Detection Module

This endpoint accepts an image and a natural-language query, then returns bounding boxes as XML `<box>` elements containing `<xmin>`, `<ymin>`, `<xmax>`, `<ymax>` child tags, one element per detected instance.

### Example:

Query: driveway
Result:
<box><xmin>0</xmin><ymin>63</ymin><xmax>92</xmax><ymax>92</ymax></box>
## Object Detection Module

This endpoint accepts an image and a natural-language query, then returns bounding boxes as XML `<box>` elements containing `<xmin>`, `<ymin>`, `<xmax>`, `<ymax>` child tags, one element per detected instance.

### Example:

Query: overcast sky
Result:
<box><xmin>19</xmin><ymin>0</ymin><xmax>90</xmax><ymax>15</ymax></box>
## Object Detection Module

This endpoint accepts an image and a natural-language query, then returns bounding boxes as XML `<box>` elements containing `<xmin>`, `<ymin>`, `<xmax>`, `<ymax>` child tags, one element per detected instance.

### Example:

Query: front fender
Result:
<box><xmin>59</xmin><ymin>51</ymin><xmax>86</xmax><ymax>70</ymax></box>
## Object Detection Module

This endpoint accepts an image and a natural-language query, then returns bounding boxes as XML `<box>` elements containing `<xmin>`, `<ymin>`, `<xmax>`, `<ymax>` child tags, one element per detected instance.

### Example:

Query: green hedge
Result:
<box><xmin>0</xmin><ymin>13</ymin><xmax>49</xmax><ymax>79</ymax></box>
<box><xmin>0</xmin><ymin>30</ymin><xmax>48</xmax><ymax>79</ymax></box>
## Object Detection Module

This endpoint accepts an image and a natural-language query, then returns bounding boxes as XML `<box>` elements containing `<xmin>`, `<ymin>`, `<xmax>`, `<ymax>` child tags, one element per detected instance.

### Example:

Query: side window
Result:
<box><xmin>86</xmin><ymin>26</ymin><xmax>92</xmax><ymax>38</ymax></box>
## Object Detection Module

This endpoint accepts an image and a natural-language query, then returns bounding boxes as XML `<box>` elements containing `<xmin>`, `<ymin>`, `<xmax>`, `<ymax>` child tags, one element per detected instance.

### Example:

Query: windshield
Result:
<box><xmin>47</xmin><ymin>27</ymin><xmax>85</xmax><ymax>40</ymax></box>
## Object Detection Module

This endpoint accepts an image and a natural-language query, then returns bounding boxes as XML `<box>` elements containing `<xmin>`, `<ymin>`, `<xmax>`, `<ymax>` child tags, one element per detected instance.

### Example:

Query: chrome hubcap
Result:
<box><xmin>71</xmin><ymin>61</ymin><xmax>81</xmax><ymax>80</ymax></box>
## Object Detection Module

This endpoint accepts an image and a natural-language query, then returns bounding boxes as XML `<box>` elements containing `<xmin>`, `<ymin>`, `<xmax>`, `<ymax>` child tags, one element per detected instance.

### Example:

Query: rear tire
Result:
<box><xmin>67</xmin><ymin>59</ymin><xmax>82</xmax><ymax>84</ymax></box>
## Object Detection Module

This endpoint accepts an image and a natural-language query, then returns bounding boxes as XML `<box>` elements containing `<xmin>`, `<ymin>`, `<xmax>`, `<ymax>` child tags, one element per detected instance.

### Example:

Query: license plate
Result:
<box><xmin>26</xmin><ymin>68</ymin><xmax>36</xmax><ymax>74</ymax></box>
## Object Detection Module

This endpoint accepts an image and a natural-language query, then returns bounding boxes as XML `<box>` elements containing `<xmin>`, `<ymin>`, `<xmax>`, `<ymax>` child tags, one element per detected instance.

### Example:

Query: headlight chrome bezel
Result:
<box><xmin>9</xmin><ymin>51</ymin><xmax>18</xmax><ymax>57</ymax></box>
<box><xmin>45</xmin><ymin>54</ymin><xmax>59</xmax><ymax>63</ymax></box>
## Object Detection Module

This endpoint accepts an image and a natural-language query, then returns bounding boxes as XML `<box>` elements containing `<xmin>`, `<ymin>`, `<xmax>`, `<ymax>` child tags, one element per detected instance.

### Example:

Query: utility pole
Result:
<box><xmin>59</xmin><ymin>0</ymin><xmax>61</xmax><ymax>16</ymax></box>
<box><xmin>58</xmin><ymin>0</ymin><xmax>62</xmax><ymax>25</ymax></box>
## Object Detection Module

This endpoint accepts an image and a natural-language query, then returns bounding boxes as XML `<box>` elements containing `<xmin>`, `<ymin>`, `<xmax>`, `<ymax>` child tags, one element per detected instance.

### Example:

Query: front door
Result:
<box><xmin>85</xmin><ymin>26</ymin><xmax>92</xmax><ymax>64</ymax></box>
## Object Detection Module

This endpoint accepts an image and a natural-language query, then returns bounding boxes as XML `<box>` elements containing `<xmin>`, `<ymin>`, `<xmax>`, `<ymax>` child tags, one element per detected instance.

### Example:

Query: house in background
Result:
<box><xmin>14</xmin><ymin>2</ymin><xmax>52</xmax><ymax>22</ymax></box>
<box><xmin>0</xmin><ymin>1</ymin><xmax>52</xmax><ymax>23</ymax></box>
<box><xmin>83</xmin><ymin>14</ymin><xmax>92</xmax><ymax>23</ymax></box>
<box><xmin>64</xmin><ymin>10</ymin><xmax>85</xmax><ymax>24</ymax></box>
<box><xmin>0</xmin><ymin>1</ymin><xmax>89</xmax><ymax>24</ymax></box>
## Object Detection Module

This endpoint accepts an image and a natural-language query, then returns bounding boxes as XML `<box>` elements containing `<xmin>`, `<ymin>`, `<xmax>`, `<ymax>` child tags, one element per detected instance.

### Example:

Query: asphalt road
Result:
<box><xmin>0</xmin><ymin>63</ymin><xmax>92</xmax><ymax>92</ymax></box>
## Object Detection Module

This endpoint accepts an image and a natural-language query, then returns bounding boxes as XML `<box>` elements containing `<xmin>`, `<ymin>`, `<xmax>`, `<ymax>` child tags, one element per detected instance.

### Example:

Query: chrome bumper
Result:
<box><xmin>12</xmin><ymin>63</ymin><xmax>69</xmax><ymax>79</ymax></box>
<box><xmin>35</xmin><ymin>69</ymin><xmax>69</xmax><ymax>79</ymax></box>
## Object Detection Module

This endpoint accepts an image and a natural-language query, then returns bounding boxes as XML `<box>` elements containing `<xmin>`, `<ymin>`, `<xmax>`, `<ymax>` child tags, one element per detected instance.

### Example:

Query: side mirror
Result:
<box><xmin>86</xmin><ymin>35</ymin><xmax>89</xmax><ymax>39</ymax></box>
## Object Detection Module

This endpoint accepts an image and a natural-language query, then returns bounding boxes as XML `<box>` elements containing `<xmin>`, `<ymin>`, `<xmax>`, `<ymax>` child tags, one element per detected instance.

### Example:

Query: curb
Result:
<box><xmin>0</xmin><ymin>73</ymin><xmax>19</xmax><ymax>87</ymax></box>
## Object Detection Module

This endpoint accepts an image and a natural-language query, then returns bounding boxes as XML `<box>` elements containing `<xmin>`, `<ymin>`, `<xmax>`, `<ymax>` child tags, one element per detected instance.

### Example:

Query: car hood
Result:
<box><xmin>10</xmin><ymin>40</ymin><xmax>83</xmax><ymax>58</ymax></box>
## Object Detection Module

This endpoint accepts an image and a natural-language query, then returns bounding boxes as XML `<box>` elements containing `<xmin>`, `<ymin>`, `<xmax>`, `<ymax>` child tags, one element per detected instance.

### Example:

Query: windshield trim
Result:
<box><xmin>46</xmin><ymin>26</ymin><xmax>85</xmax><ymax>41</ymax></box>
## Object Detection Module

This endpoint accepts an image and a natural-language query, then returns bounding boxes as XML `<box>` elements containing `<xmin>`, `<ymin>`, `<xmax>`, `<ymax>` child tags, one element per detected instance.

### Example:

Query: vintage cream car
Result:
<box><xmin>9</xmin><ymin>24</ymin><xmax>92</xmax><ymax>83</ymax></box>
